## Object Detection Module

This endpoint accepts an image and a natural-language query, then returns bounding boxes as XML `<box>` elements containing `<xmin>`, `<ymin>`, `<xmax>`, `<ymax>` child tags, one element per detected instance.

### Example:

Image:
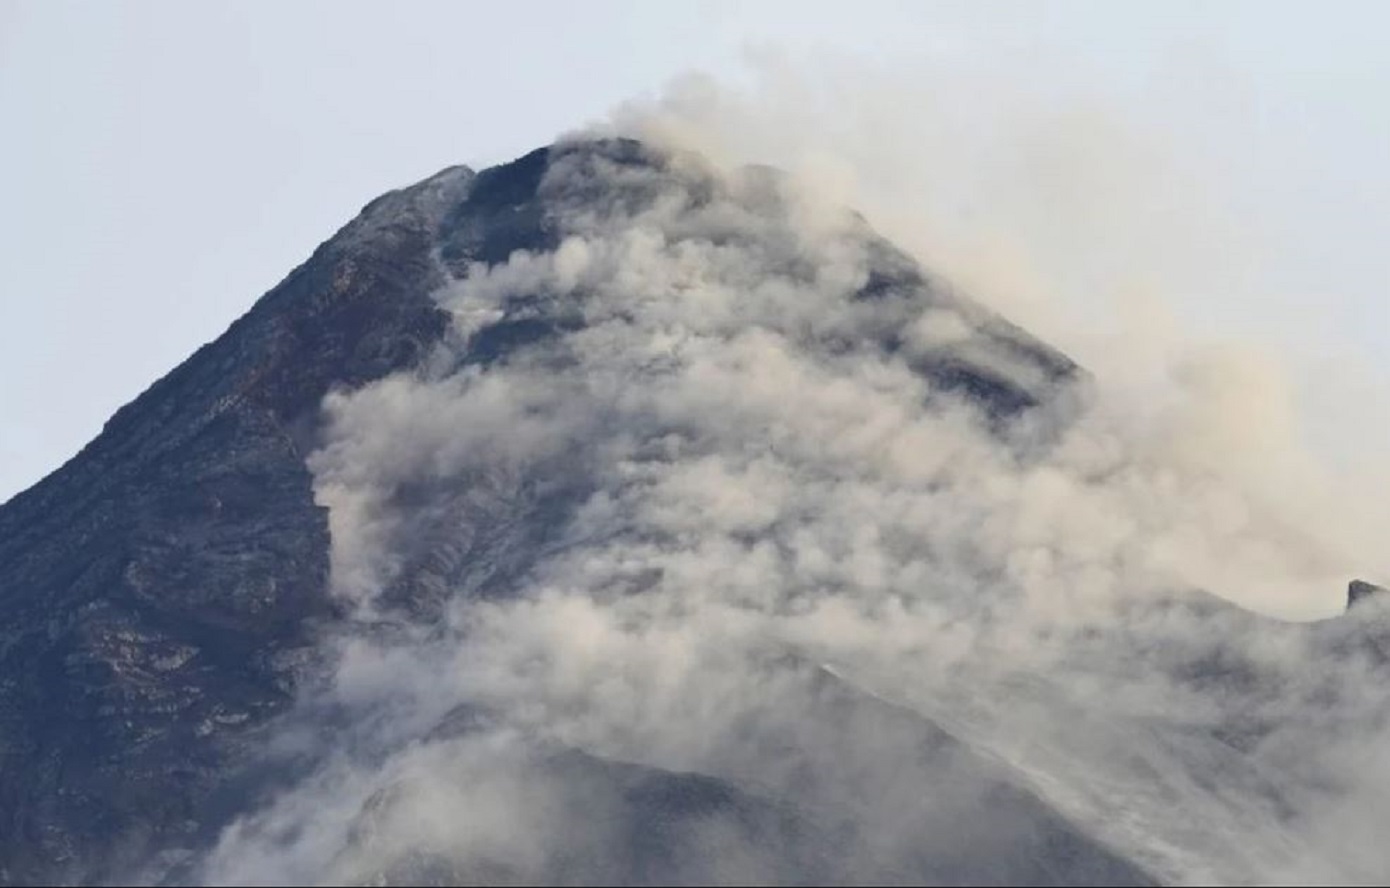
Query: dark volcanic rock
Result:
<box><xmin>0</xmin><ymin>140</ymin><xmax>1105</xmax><ymax>885</ymax></box>
<box><xmin>1348</xmin><ymin>579</ymin><xmax>1387</xmax><ymax>610</ymax></box>
<box><xmin>0</xmin><ymin>164</ymin><xmax>474</xmax><ymax>884</ymax></box>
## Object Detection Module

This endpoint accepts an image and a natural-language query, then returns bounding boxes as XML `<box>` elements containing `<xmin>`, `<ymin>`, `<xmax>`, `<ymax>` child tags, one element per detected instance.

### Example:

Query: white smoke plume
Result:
<box><xmin>200</xmin><ymin>59</ymin><xmax>1390</xmax><ymax>887</ymax></box>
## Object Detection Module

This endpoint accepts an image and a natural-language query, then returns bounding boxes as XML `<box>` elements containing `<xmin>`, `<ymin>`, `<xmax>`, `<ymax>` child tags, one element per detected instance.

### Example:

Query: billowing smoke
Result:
<box><xmin>199</xmin><ymin>64</ymin><xmax>1390</xmax><ymax>887</ymax></box>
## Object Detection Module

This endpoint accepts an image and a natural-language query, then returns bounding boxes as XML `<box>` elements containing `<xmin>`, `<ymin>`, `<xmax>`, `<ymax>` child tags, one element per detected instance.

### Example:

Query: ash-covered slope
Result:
<box><xmin>3</xmin><ymin>137</ymin><xmax>1381</xmax><ymax>886</ymax></box>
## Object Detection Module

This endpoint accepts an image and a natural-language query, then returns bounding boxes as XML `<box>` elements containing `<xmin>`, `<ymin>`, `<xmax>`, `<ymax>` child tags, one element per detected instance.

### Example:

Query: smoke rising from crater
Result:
<box><xmin>201</xmin><ymin>61</ymin><xmax>1390</xmax><ymax>887</ymax></box>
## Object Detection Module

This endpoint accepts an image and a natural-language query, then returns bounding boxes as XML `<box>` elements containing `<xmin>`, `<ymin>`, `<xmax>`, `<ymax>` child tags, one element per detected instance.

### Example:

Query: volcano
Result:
<box><xmin>1</xmin><ymin>138</ymin><xmax>1384</xmax><ymax>886</ymax></box>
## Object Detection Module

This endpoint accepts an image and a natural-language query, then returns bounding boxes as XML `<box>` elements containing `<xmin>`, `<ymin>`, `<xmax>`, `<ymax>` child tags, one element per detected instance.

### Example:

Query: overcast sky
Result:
<box><xmin>2</xmin><ymin>1</ymin><xmax>1387</xmax><ymax>503</ymax></box>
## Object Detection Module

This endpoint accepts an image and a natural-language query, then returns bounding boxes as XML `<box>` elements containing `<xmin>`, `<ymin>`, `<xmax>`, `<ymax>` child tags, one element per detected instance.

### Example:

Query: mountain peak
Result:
<box><xmin>1349</xmin><ymin>579</ymin><xmax>1387</xmax><ymax>610</ymax></box>
<box><xmin>8</xmin><ymin>136</ymin><xmax>1375</xmax><ymax>886</ymax></box>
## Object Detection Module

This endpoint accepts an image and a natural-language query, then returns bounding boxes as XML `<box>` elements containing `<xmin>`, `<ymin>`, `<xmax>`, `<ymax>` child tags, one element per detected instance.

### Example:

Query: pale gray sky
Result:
<box><xmin>2</xmin><ymin>1</ymin><xmax>1387</xmax><ymax>502</ymax></box>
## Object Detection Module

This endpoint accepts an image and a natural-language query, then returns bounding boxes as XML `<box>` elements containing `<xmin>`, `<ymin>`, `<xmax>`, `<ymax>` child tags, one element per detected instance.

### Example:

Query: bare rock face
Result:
<box><xmin>0</xmin><ymin>139</ymin><xmax>1154</xmax><ymax>885</ymax></box>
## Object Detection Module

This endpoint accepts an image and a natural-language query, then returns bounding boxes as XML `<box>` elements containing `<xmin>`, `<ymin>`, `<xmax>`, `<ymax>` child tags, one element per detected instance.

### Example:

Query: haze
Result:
<box><xmin>2</xmin><ymin>0</ymin><xmax>1387</xmax><ymax>504</ymax></box>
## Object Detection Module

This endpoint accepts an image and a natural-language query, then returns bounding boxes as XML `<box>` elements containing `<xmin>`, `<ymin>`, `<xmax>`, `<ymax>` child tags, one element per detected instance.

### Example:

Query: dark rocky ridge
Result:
<box><xmin>1348</xmin><ymin>579</ymin><xmax>1386</xmax><ymax>610</ymax></box>
<box><xmin>0</xmin><ymin>138</ymin><xmax>1285</xmax><ymax>884</ymax></box>
<box><xmin>0</xmin><ymin>161</ymin><xmax>474</xmax><ymax>883</ymax></box>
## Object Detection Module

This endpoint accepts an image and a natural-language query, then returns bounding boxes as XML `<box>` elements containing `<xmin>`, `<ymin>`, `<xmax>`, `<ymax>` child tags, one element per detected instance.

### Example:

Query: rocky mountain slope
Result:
<box><xmin>1</xmin><ymin>138</ymin><xmax>1383</xmax><ymax>886</ymax></box>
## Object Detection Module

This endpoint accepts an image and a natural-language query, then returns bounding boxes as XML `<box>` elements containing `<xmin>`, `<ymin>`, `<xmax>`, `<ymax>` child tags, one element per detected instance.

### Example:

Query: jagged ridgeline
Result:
<box><xmin>0</xmin><ymin>139</ymin><xmax>1384</xmax><ymax>887</ymax></box>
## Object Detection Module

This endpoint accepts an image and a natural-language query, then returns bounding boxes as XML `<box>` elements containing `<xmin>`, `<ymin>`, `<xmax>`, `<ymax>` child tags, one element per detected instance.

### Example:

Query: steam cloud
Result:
<box><xmin>200</xmin><ymin>61</ymin><xmax>1390</xmax><ymax>887</ymax></box>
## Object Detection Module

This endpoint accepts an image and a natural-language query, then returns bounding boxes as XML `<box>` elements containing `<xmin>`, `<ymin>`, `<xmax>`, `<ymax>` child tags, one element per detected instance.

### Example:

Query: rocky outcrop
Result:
<box><xmin>1348</xmin><ymin>579</ymin><xmax>1387</xmax><ymax>610</ymax></box>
